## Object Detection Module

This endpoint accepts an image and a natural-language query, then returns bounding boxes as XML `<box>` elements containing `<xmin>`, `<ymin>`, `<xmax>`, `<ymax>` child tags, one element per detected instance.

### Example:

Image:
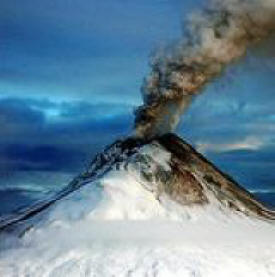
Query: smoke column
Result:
<box><xmin>134</xmin><ymin>0</ymin><xmax>275</xmax><ymax>139</ymax></box>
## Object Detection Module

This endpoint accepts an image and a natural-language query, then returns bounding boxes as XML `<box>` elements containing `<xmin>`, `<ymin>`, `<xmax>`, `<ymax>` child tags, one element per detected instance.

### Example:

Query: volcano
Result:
<box><xmin>0</xmin><ymin>133</ymin><xmax>275</xmax><ymax>276</ymax></box>
<box><xmin>1</xmin><ymin>133</ymin><xmax>274</xmax><ymax>232</ymax></box>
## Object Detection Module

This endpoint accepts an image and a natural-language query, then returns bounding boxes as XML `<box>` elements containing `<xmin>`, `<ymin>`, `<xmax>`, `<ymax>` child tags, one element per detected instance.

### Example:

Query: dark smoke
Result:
<box><xmin>134</xmin><ymin>0</ymin><xmax>275</xmax><ymax>139</ymax></box>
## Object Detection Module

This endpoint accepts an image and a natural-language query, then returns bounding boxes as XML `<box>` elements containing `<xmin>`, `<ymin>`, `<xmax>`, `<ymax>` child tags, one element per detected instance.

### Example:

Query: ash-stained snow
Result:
<box><xmin>0</xmin><ymin>143</ymin><xmax>275</xmax><ymax>277</ymax></box>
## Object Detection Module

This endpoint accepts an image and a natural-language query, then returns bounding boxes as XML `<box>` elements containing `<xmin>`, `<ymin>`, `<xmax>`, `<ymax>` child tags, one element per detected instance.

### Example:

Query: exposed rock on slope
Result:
<box><xmin>1</xmin><ymin>133</ymin><xmax>275</xmax><ymax>277</ymax></box>
<box><xmin>156</xmin><ymin>134</ymin><xmax>275</xmax><ymax>219</ymax></box>
<box><xmin>0</xmin><ymin>133</ymin><xmax>274</xmax><ymax>232</ymax></box>
<box><xmin>84</xmin><ymin>132</ymin><xmax>275</xmax><ymax>219</ymax></box>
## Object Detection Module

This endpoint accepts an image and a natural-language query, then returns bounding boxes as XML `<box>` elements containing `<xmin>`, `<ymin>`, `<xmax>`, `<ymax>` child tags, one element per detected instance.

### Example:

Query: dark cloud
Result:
<box><xmin>0</xmin><ymin>98</ymin><xmax>133</xmax><ymax>173</ymax></box>
<box><xmin>1</xmin><ymin>90</ymin><xmax>274</xmax><ymax>192</ymax></box>
<box><xmin>1</xmin><ymin>144</ymin><xmax>83</xmax><ymax>172</ymax></box>
<box><xmin>177</xmin><ymin>79</ymin><xmax>275</xmax><ymax>192</ymax></box>
<box><xmin>0</xmin><ymin>98</ymin><xmax>44</xmax><ymax>125</ymax></box>
<box><xmin>207</xmin><ymin>147</ymin><xmax>275</xmax><ymax>192</ymax></box>
<box><xmin>1</xmin><ymin>0</ymin><xmax>275</xmax><ymax>196</ymax></box>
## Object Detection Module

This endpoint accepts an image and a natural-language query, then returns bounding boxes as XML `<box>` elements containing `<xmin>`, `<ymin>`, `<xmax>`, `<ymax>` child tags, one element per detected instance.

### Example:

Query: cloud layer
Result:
<box><xmin>0</xmin><ymin>98</ymin><xmax>133</xmax><ymax>173</ymax></box>
<box><xmin>1</xmin><ymin>0</ymin><xmax>275</xmax><ymax>195</ymax></box>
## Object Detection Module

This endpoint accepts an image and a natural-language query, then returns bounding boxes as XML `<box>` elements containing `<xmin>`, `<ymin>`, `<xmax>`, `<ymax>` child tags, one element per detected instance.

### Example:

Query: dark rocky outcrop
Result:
<box><xmin>156</xmin><ymin>133</ymin><xmax>275</xmax><ymax>219</ymax></box>
<box><xmin>1</xmin><ymin>133</ymin><xmax>274</xmax><ymax>233</ymax></box>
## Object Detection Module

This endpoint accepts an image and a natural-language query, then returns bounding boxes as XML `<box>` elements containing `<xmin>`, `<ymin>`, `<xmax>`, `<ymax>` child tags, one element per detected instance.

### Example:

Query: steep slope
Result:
<box><xmin>0</xmin><ymin>133</ymin><xmax>274</xmax><ymax>233</ymax></box>
<box><xmin>0</xmin><ymin>133</ymin><xmax>275</xmax><ymax>276</ymax></box>
<box><xmin>156</xmin><ymin>134</ymin><xmax>275</xmax><ymax>219</ymax></box>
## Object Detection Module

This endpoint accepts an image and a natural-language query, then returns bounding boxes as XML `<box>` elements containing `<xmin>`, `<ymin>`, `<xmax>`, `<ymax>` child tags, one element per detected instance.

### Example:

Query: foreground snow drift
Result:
<box><xmin>0</xmin><ymin>140</ymin><xmax>275</xmax><ymax>277</ymax></box>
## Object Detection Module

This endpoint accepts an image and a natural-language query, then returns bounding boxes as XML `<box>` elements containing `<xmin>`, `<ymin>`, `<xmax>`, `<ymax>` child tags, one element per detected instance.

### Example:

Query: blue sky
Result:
<box><xmin>1</xmin><ymin>0</ymin><xmax>275</xmax><ymax>192</ymax></box>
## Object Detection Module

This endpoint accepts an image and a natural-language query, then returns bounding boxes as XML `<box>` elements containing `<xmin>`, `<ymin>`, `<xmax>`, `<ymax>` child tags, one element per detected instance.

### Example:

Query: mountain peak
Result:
<box><xmin>1</xmin><ymin>134</ymin><xmax>275</xmax><ymax>277</ymax></box>
<box><xmin>1</xmin><ymin>133</ymin><xmax>274</xmax><ymax>232</ymax></box>
<box><xmin>82</xmin><ymin>132</ymin><xmax>274</xmax><ymax>219</ymax></box>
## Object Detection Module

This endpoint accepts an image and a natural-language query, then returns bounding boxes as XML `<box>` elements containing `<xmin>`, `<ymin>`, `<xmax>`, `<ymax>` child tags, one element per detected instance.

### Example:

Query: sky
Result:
<box><xmin>1</xmin><ymin>0</ymin><xmax>275</xmax><ymax>193</ymax></box>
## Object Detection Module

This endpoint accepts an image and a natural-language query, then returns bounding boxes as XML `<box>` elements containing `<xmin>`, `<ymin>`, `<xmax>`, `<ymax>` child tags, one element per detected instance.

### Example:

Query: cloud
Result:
<box><xmin>1</xmin><ymin>0</ymin><xmax>275</xmax><ymax>193</ymax></box>
<box><xmin>0</xmin><ymin>0</ymin><xmax>190</xmax><ymax>105</ymax></box>
<box><xmin>177</xmin><ymin>61</ymin><xmax>275</xmax><ymax>147</ymax></box>
<box><xmin>0</xmin><ymin>93</ymin><xmax>274</xmax><ymax>192</ymax></box>
<box><xmin>0</xmin><ymin>98</ymin><xmax>44</xmax><ymax>125</ymax></box>
<box><xmin>0</xmin><ymin>98</ymin><xmax>133</xmax><ymax>173</ymax></box>
<box><xmin>195</xmin><ymin>136</ymin><xmax>265</xmax><ymax>154</ymax></box>
<box><xmin>0</xmin><ymin>144</ymin><xmax>82</xmax><ymax>172</ymax></box>
<box><xmin>175</xmin><ymin>69</ymin><xmax>275</xmax><ymax>192</ymax></box>
<box><xmin>207</xmin><ymin>146</ymin><xmax>275</xmax><ymax>191</ymax></box>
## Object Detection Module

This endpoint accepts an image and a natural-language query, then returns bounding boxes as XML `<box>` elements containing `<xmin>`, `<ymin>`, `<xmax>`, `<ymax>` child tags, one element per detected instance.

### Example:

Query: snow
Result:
<box><xmin>0</xmin><ymin>143</ymin><xmax>275</xmax><ymax>277</ymax></box>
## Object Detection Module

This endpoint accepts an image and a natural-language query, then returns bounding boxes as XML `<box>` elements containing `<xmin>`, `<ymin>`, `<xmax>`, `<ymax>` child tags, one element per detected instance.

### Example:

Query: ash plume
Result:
<box><xmin>134</xmin><ymin>0</ymin><xmax>275</xmax><ymax>139</ymax></box>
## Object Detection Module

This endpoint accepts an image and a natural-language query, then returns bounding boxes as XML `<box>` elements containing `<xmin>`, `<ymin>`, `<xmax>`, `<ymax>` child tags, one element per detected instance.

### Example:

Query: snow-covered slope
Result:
<box><xmin>0</xmin><ymin>134</ymin><xmax>275</xmax><ymax>276</ymax></box>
